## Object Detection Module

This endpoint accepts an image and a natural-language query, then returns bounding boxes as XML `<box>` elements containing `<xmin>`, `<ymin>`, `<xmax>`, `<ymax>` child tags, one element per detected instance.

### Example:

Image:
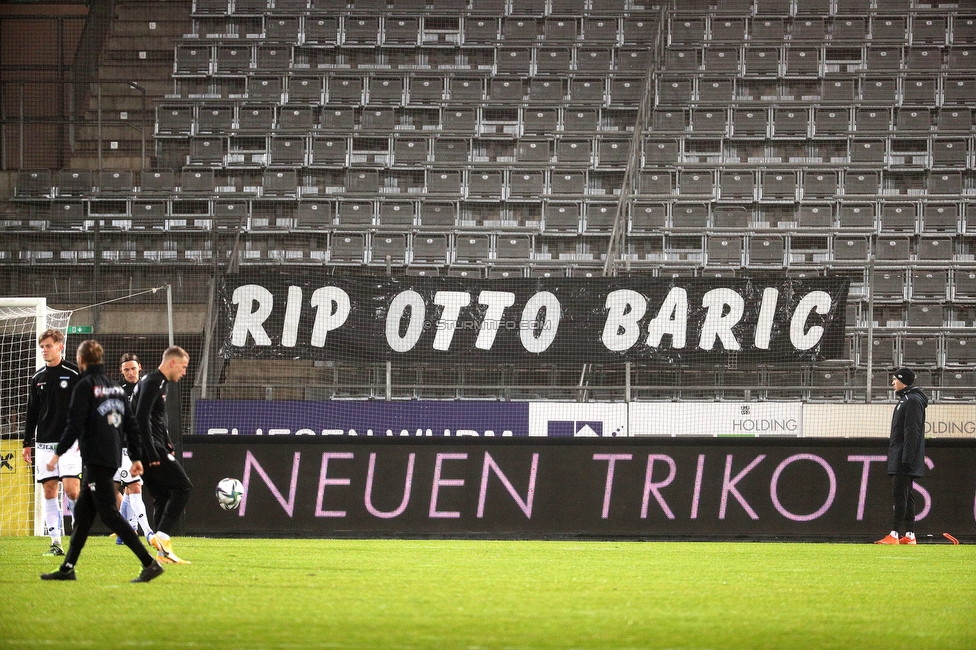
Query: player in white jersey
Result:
<box><xmin>112</xmin><ymin>353</ymin><xmax>155</xmax><ymax>545</ymax></box>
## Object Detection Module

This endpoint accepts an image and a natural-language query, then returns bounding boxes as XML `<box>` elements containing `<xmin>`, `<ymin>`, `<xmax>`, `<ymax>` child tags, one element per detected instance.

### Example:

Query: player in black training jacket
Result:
<box><xmin>130</xmin><ymin>345</ymin><xmax>193</xmax><ymax>565</ymax></box>
<box><xmin>23</xmin><ymin>327</ymin><xmax>81</xmax><ymax>556</ymax></box>
<box><xmin>40</xmin><ymin>339</ymin><xmax>163</xmax><ymax>583</ymax></box>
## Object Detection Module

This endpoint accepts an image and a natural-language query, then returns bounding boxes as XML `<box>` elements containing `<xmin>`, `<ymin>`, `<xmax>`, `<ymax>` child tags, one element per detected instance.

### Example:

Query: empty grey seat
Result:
<box><xmin>197</xmin><ymin>106</ymin><xmax>233</xmax><ymax>134</ymax></box>
<box><xmin>911</xmin><ymin>269</ymin><xmax>949</xmax><ymax>299</ymax></box>
<box><xmin>215</xmin><ymin>46</ymin><xmax>251</xmax><ymax>73</ymax></box>
<box><xmin>713</xmin><ymin>206</ymin><xmax>749</xmax><ymax>228</ymax></box>
<box><xmin>509</xmin><ymin>171</ymin><xmax>544</xmax><ymax>198</ymax></box>
<box><xmin>838</xmin><ymin>203</ymin><xmax>875</xmax><ymax>228</ymax></box>
<box><xmin>744</xmin><ymin>47</ymin><xmax>779</xmax><ymax>75</ymax></box>
<box><xmin>678</xmin><ymin>171</ymin><xmax>713</xmax><ymax>197</ymax></box>
<box><xmin>378</xmin><ymin>202</ymin><xmax>415</xmax><ymax>226</ymax></box>
<box><xmin>544</xmin><ymin>18</ymin><xmax>578</xmax><ymax>41</ymax></box>
<box><xmin>337</xmin><ymin>201</ymin><xmax>373</xmax><ymax>225</ymax></box>
<box><xmin>371</xmin><ymin>234</ymin><xmax>407</xmax><ymax>264</ymax></box>
<box><xmin>369</xmin><ymin>77</ymin><xmax>404</xmax><ymax>103</ymax></box>
<box><xmin>896</xmin><ymin>108</ymin><xmax>932</xmax><ymax>133</ymax></box>
<box><xmin>639</xmin><ymin>171</ymin><xmax>673</xmax><ymax>196</ymax></box>
<box><xmin>944</xmin><ymin>78</ymin><xmax>975</xmax><ymax>104</ymax></box>
<box><xmin>544</xmin><ymin>204</ymin><xmax>581</xmax><ymax>231</ymax></box>
<box><xmin>214</xmin><ymin>200</ymin><xmax>247</xmax><ymax>229</ymax></box>
<box><xmin>748</xmin><ymin>237</ymin><xmax>784</xmax><ymax>266</ymax></box>
<box><xmin>263</xmin><ymin>169</ymin><xmax>297</xmax><ymax>196</ymax></box>
<box><xmin>833</xmin><ymin>237</ymin><xmax>869</xmax><ymax>261</ymax></box>
<box><xmin>464</xmin><ymin>18</ymin><xmax>499</xmax><ymax>44</ymax></box>
<box><xmin>549</xmin><ymin>171</ymin><xmax>585</xmax><ymax>194</ymax></box>
<box><xmin>49</xmin><ymin>202</ymin><xmax>86</xmax><ymax>229</ymax></box>
<box><xmin>329</xmin><ymin>77</ymin><xmax>364</xmax><ymax>103</ymax></box>
<box><xmin>175</xmin><ymin>46</ymin><xmax>211</xmax><ymax>74</ymax></box>
<box><xmin>922</xmin><ymin>204</ymin><xmax>959</xmax><ymax>231</ymax></box>
<box><xmin>907</xmin><ymin>304</ymin><xmax>944</xmax><ymax>327</ymax></box>
<box><xmin>238</xmin><ymin>106</ymin><xmax>275</xmax><ymax>131</ymax></box>
<box><xmin>270</xmin><ymin>138</ymin><xmax>305</xmax><ymax>165</ymax></box>
<box><xmin>523</xmin><ymin>109</ymin><xmax>558</xmax><ymax>134</ymax></box>
<box><xmin>489</xmin><ymin>78</ymin><xmax>525</xmax><ymax>101</ymax></box>
<box><xmin>583</xmin><ymin>17</ymin><xmax>618</xmax><ymax>42</ymax></box>
<box><xmin>772</xmin><ymin>109</ymin><xmax>809</xmax><ymax>137</ymax></box>
<box><xmin>181</xmin><ymin>169</ymin><xmax>215</xmax><ymax>194</ymax></box>
<box><xmin>442</xmin><ymin>108</ymin><xmax>477</xmax><ymax>131</ymax></box>
<box><xmin>802</xmin><ymin>171</ymin><xmax>839</xmax><ymax>199</ymax></box>
<box><xmin>157</xmin><ymin>107</ymin><xmax>194</xmax><ymax>135</ymax></box>
<box><xmin>570</xmin><ymin>78</ymin><xmax>605</xmax><ymax>102</ymax></box>
<box><xmin>295</xmin><ymin>202</ymin><xmax>332</xmax><ymax>229</ymax></box>
<box><xmin>710</xmin><ymin>18</ymin><xmax>746</xmax><ymax>42</ymax></box>
<box><xmin>875</xmin><ymin>236</ymin><xmax>910</xmax><ymax>261</ymax></box>
<box><xmin>932</xmin><ymin>139</ymin><xmax>968</xmax><ymax>167</ymax></box>
<box><xmin>433</xmin><ymin>138</ymin><xmax>469</xmax><ymax>163</ymax></box>
<box><xmin>408</xmin><ymin>78</ymin><xmax>444</xmax><ymax>103</ymax></box>
<box><xmin>880</xmin><ymin>203</ymin><xmax>918</xmax><ymax>231</ymax></box>
<box><xmin>16</xmin><ymin>169</ymin><xmax>52</xmax><ymax>197</ymax></box>
<box><xmin>556</xmin><ymin>140</ymin><xmax>592</xmax><ymax>163</ymax></box>
<box><xmin>691</xmin><ymin>108</ymin><xmax>728</xmax><ymax>133</ymax></box>
<box><xmin>344</xmin><ymin>17</ymin><xmax>380</xmax><ymax>44</ymax></box>
<box><xmin>345</xmin><ymin>169</ymin><xmax>379</xmax><ymax>193</ymax></box>
<box><xmin>277</xmin><ymin>106</ymin><xmax>315</xmax><ymax>131</ymax></box>
<box><xmin>797</xmin><ymin>204</ymin><xmax>833</xmax><ymax>227</ymax></box>
<box><xmin>918</xmin><ymin>236</ymin><xmax>954</xmax><ymax>260</ymax></box>
<box><xmin>672</xmin><ymin>203</ymin><xmax>708</xmax><ymax>228</ymax></box>
<box><xmin>850</xmin><ymin>140</ymin><xmax>886</xmax><ymax>164</ymax></box>
<box><xmin>843</xmin><ymin>171</ymin><xmax>881</xmax><ymax>196</ymax></box>
<box><xmin>57</xmin><ymin>170</ymin><xmax>93</xmax><ymax>196</ymax></box>
<box><xmin>707</xmin><ymin>236</ymin><xmax>743</xmax><ymax>265</ymax></box>
<box><xmin>719</xmin><ymin>171</ymin><xmax>755</xmax><ymax>200</ymax></box>
<box><xmin>873</xmin><ymin>270</ymin><xmax>906</xmax><ymax>299</ymax></box>
<box><xmin>936</xmin><ymin>109</ymin><xmax>973</xmax><ymax>132</ymax></box>
<box><xmin>529</xmin><ymin>79</ymin><xmax>565</xmax><ymax>102</ymax></box>
<box><xmin>361</xmin><ymin>108</ymin><xmax>395</xmax><ymax>131</ymax></box>
<box><xmin>311</xmin><ymin>137</ymin><xmax>348</xmax><ymax>165</ymax></box>
<box><xmin>704</xmin><ymin>48</ymin><xmax>739</xmax><ymax>73</ymax></box>
<box><xmin>141</xmin><ymin>169</ymin><xmax>175</xmax><ymax>194</ymax></box>
<box><xmin>427</xmin><ymin>171</ymin><xmax>462</xmax><ymax>194</ymax></box>
<box><xmin>901</xmin><ymin>337</ymin><xmax>940</xmax><ymax>366</ymax></box>
<box><xmin>412</xmin><ymin>235</ymin><xmax>448</xmax><ymax>263</ymax></box>
<box><xmin>822</xmin><ymin>78</ymin><xmax>856</xmax><ymax>102</ymax></box>
<box><xmin>304</xmin><ymin>17</ymin><xmax>339</xmax><ymax>44</ymax></box>
<box><xmin>248</xmin><ymin>77</ymin><xmax>283</xmax><ymax>100</ymax></box>
<box><xmin>385</xmin><ymin>17</ymin><xmax>420</xmax><ymax>45</ymax></box>
<box><xmin>331</xmin><ymin>233</ymin><xmax>366</xmax><ymax>263</ymax></box>
<box><xmin>496</xmin><ymin>235</ymin><xmax>532</xmax><ymax>259</ymax></box>
<box><xmin>631</xmin><ymin>202</ymin><xmax>666</xmax><ymax>231</ymax></box>
<box><xmin>467</xmin><ymin>171</ymin><xmax>504</xmax><ymax>198</ymax></box>
<box><xmin>393</xmin><ymin>138</ymin><xmax>427</xmax><ymax>164</ymax></box>
<box><xmin>761</xmin><ymin>171</ymin><xmax>797</xmax><ymax>200</ymax></box>
<box><xmin>256</xmin><ymin>46</ymin><xmax>291</xmax><ymax>70</ymax></box>
<box><xmin>454</xmin><ymin>235</ymin><xmax>491</xmax><ymax>262</ymax></box>
<box><xmin>420</xmin><ymin>202</ymin><xmax>456</xmax><ymax>228</ymax></box>
<box><xmin>861</xmin><ymin>77</ymin><xmax>898</xmax><ymax>103</ymax></box>
<box><xmin>98</xmin><ymin>170</ymin><xmax>133</xmax><ymax>194</ymax></box>
<box><xmin>903</xmin><ymin>78</ymin><xmax>938</xmax><ymax>104</ymax></box>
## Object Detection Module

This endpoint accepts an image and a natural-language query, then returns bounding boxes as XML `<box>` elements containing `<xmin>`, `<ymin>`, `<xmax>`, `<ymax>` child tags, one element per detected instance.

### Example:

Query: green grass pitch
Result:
<box><xmin>1</xmin><ymin>536</ymin><xmax>974</xmax><ymax>649</ymax></box>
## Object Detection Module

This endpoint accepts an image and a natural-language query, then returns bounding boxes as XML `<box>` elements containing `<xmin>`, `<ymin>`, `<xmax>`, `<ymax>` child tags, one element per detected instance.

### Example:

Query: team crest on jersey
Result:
<box><xmin>107</xmin><ymin>410</ymin><xmax>122</xmax><ymax>428</ymax></box>
<box><xmin>60</xmin><ymin>380</ymin><xmax>69</xmax><ymax>389</ymax></box>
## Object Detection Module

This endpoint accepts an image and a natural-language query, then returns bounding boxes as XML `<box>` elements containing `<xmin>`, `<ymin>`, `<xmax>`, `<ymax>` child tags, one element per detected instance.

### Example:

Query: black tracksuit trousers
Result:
<box><xmin>63</xmin><ymin>464</ymin><xmax>155</xmax><ymax>570</ymax></box>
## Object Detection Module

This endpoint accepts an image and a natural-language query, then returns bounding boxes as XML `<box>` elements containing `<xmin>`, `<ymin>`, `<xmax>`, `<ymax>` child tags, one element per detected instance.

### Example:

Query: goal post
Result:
<box><xmin>0</xmin><ymin>298</ymin><xmax>72</xmax><ymax>536</ymax></box>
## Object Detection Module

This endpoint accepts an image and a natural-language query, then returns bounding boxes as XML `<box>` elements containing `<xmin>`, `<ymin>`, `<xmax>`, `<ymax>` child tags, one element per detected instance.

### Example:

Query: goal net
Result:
<box><xmin>0</xmin><ymin>299</ymin><xmax>72</xmax><ymax>536</ymax></box>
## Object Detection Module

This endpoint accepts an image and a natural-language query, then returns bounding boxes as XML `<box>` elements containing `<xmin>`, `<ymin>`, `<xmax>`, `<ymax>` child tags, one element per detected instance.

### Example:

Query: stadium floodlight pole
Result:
<box><xmin>865</xmin><ymin>254</ymin><xmax>876</xmax><ymax>403</ymax></box>
<box><xmin>167</xmin><ymin>283</ymin><xmax>174</xmax><ymax>348</ymax></box>
<box><xmin>127</xmin><ymin>81</ymin><xmax>147</xmax><ymax>172</ymax></box>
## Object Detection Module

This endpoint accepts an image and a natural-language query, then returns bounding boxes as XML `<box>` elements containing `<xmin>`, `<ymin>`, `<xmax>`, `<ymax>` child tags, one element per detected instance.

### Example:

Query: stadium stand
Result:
<box><xmin>4</xmin><ymin>0</ymin><xmax>976</xmax><ymax>402</ymax></box>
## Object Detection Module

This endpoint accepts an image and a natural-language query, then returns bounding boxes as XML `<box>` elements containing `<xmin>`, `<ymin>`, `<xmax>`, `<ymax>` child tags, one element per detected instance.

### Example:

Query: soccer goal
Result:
<box><xmin>0</xmin><ymin>298</ymin><xmax>72</xmax><ymax>536</ymax></box>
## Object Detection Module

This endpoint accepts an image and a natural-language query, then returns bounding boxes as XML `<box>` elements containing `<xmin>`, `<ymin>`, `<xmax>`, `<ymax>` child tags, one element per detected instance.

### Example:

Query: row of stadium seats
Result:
<box><xmin>192</xmin><ymin>0</ymin><xmax>652</xmax><ymax>18</ymax></box>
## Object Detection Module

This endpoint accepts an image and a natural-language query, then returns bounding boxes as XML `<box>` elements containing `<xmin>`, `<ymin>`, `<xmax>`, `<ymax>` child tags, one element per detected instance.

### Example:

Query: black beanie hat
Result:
<box><xmin>893</xmin><ymin>368</ymin><xmax>916</xmax><ymax>386</ymax></box>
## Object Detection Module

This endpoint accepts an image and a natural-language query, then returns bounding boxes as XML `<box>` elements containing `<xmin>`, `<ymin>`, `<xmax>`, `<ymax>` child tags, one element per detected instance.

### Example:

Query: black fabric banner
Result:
<box><xmin>218</xmin><ymin>270</ymin><xmax>849</xmax><ymax>365</ymax></box>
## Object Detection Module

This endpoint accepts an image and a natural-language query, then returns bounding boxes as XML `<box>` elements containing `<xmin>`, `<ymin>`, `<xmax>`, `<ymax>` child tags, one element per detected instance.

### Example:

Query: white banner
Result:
<box><xmin>629</xmin><ymin>402</ymin><xmax>803</xmax><ymax>437</ymax></box>
<box><xmin>528</xmin><ymin>402</ymin><xmax>629</xmax><ymax>437</ymax></box>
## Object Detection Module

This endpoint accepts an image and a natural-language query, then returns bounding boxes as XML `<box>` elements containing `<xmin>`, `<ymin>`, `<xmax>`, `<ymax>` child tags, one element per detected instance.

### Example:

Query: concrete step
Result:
<box><xmin>67</xmin><ymin>156</ymin><xmax>146</xmax><ymax>171</ymax></box>
<box><xmin>114</xmin><ymin>1</ymin><xmax>193</xmax><ymax>24</ymax></box>
<box><xmin>112</xmin><ymin>19</ymin><xmax>189</xmax><ymax>38</ymax></box>
<box><xmin>97</xmin><ymin>63</ymin><xmax>174</xmax><ymax>81</ymax></box>
<box><xmin>105</xmin><ymin>35</ymin><xmax>180</xmax><ymax>52</ymax></box>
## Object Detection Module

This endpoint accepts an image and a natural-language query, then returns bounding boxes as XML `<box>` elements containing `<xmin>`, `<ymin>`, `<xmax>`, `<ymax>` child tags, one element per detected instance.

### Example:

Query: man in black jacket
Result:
<box><xmin>131</xmin><ymin>345</ymin><xmax>193</xmax><ymax>564</ymax></box>
<box><xmin>22</xmin><ymin>328</ymin><xmax>81</xmax><ymax>556</ymax></box>
<box><xmin>876</xmin><ymin>367</ymin><xmax>928</xmax><ymax>545</ymax></box>
<box><xmin>40</xmin><ymin>340</ymin><xmax>163</xmax><ymax>583</ymax></box>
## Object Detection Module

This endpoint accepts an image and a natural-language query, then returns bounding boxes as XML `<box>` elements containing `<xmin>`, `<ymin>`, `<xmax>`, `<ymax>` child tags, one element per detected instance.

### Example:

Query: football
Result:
<box><xmin>215</xmin><ymin>477</ymin><xmax>245</xmax><ymax>511</ymax></box>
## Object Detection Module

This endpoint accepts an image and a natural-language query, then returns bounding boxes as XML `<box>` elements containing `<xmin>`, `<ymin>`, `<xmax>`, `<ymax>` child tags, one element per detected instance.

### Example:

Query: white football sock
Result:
<box><xmin>44</xmin><ymin>497</ymin><xmax>62</xmax><ymax>544</ymax></box>
<box><xmin>127</xmin><ymin>493</ymin><xmax>154</xmax><ymax>536</ymax></box>
<box><xmin>890</xmin><ymin>530</ymin><xmax>899</xmax><ymax>538</ymax></box>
